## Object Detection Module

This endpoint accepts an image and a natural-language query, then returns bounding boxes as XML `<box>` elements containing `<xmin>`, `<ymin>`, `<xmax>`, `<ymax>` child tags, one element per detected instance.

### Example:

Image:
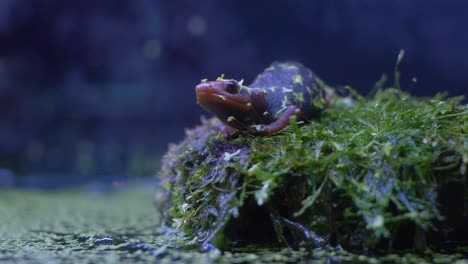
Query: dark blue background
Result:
<box><xmin>0</xmin><ymin>0</ymin><xmax>467</xmax><ymax>187</ymax></box>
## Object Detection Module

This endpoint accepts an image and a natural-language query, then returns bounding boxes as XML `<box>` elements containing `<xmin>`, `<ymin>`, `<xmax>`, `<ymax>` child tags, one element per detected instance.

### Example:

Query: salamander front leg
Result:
<box><xmin>259</xmin><ymin>105</ymin><xmax>301</xmax><ymax>135</ymax></box>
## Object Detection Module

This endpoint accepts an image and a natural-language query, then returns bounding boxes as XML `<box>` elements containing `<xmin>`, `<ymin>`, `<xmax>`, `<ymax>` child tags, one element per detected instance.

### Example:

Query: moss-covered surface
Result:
<box><xmin>0</xmin><ymin>185</ymin><xmax>158</xmax><ymax>263</ymax></box>
<box><xmin>161</xmin><ymin>88</ymin><xmax>467</xmax><ymax>254</ymax></box>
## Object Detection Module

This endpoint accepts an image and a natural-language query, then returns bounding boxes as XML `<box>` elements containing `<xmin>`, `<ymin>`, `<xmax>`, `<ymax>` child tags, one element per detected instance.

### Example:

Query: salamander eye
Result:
<box><xmin>225</xmin><ymin>81</ymin><xmax>239</xmax><ymax>94</ymax></box>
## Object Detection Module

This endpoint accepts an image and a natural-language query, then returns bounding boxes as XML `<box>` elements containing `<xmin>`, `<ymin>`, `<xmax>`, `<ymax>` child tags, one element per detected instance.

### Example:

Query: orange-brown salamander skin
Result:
<box><xmin>195</xmin><ymin>62</ymin><xmax>333</xmax><ymax>135</ymax></box>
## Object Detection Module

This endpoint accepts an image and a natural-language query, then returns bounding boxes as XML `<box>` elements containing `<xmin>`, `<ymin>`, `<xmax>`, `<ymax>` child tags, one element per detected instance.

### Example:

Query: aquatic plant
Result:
<box><xmin>159</xmin><ymin>85</ymin><xmax>467</xmax><ymax>251</ymax></box>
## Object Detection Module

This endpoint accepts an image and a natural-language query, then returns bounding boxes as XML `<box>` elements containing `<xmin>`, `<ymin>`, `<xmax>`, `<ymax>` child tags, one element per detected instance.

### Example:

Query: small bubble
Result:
<box><xmin>142</xmin><ymin>39</ymin><xmax>161</xmax><ymax>60</ymax></box>
<box><xmin>187</xmin><ymin>15</ymin><xmax>207</xmax><ymax>36</ymax></box>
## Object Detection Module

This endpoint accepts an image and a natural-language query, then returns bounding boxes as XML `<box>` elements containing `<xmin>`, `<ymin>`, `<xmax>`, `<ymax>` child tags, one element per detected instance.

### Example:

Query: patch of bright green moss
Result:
<box><xmin>161</xmin><ymin>88</ymin><xmax>467</xmax><ymax>251</ymax></box>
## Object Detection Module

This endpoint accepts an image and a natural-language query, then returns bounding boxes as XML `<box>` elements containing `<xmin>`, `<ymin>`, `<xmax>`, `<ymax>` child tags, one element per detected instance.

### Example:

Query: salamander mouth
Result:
<box><xmin>197</xmin><ymin>92</ymin><xmax>249</xmax><ymax>109</ymax></box>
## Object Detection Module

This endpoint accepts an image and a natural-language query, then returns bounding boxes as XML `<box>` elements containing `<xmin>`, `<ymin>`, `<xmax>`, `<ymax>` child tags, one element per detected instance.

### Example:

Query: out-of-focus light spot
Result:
<box><xmin>187</xmin><ymin>15</ymin><xmax>207</xmax><ymax>37</ymax></box>
<box><xmin>142</xmin><ymin>39</ymin><xmax>161</xmax><ymax>60</ymax></box>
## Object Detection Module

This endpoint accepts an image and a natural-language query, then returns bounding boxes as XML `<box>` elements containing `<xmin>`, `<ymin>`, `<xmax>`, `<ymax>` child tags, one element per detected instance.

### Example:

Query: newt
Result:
<box><xmin>195</xmin><ymin>62</ymin><xmax>335</xmax><ymax>136</ymax></box>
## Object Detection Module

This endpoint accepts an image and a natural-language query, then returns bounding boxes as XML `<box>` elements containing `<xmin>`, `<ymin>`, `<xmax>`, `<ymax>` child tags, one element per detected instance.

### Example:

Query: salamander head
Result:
<box><xmin>195</xmin><ymin>79</ymin><xmax>265</xmax><ymax>129</ymax></box>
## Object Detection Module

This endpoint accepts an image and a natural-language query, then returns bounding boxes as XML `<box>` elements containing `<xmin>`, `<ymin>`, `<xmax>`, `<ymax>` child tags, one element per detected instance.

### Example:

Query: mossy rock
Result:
<box><xmin>159</xmin><ymin>88</ymin><xmax>467</xmax><ymax>252</ymax></box>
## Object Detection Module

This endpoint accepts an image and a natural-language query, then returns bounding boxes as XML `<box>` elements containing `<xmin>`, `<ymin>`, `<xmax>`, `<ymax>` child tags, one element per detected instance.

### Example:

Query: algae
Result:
<box><xmin>0</xmin><ymin>184</ymin><xmax>161</xmax><ymax>263</ymax></box>
<box><xmin>0</xmin><ymin>179</ymin><xmax>466</xmax><ymax>262</ymax></box>
<box><xmin>6</xmin><ymin>184</ymin><xmax>461</xmax><ymax>263</ymax></box>
<box><xmin>160</xmin><ymin>87</ymin><xmax>467</xmax><ymax>252</ymax></box>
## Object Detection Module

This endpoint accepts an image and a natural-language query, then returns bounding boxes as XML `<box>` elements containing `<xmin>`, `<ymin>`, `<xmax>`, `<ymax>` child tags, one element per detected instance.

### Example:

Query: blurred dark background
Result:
<box><xmin>0</xmin><ymin>0</ymin><xmax>467</xmax><ymax>188</ymax></box>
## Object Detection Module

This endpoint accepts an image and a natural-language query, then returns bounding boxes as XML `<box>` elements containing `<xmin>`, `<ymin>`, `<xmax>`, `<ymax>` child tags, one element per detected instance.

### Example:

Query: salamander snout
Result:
<box><xmin>195</xmin><ymin>81</ymin><xmax>224</xmax><ymax>93</ymax></box>
<box><xmin>195</xmin><ymin>81</ymin><xmax>226</xmax><ymax>107</ymax></box>
<box><xmin>195</xmin><ymin>82</ymin><xmax>210</xmax><ymax>91</ymax></box>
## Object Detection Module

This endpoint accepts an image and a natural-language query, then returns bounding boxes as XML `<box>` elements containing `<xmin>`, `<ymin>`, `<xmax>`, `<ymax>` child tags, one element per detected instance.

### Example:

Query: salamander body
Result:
<box><xmin>195</xmin><ymin>62</ymin><xmax>333</xmax><ymax>135</ymax></box>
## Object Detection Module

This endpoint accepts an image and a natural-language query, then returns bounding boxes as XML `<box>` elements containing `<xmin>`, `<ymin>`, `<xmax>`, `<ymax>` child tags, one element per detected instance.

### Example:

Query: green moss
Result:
<box><xmin>160</xmin><ymin>88</ymin><xmax>467</xmax><ymax>251</ymax></box>
<box><xmin>0</xmin><ymin>185</ymin><xmax>164</xmax><ymax>262</ymax></box>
